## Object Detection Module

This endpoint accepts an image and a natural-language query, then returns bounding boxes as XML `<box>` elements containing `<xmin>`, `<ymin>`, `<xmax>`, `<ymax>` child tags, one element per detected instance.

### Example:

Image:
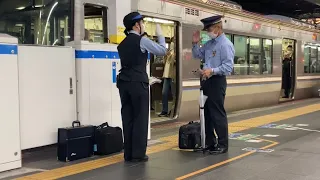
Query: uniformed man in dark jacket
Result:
<box><xmin>282</xmin><ymin>45</ymin><xmax>292</xmax><ymax>98</ymax></box>
<box><xmin>117</xmin><ymin>12</ymin><xmax>167</xmax><ymax>162</ymax></box>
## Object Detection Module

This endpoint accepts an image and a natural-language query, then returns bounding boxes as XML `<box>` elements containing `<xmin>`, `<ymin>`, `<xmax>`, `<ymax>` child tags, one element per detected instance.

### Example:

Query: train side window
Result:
<box><xmin>317</xmin><ymin>47</ymin><xmax>320</xmax><ymax>73</ymax></box>
<box><xmin>310</xmin><ymin>47</ymin><xmax>317</xmax><ymax>73</ymax></box>
<box><xmin>225</xmin><ymin>34</ymin><xmax>231</xmax><ymax>41</ymax></box>
<box><xmin>248</xmin><ymin>38</ymin><xmax>261</xmax><ymax>75</ymax></box>
<box><xmin>262</xmin><ymin>39</ymin><xmax>273</xmax><ymax>74</ymax></box>
<box><xmin>0</xmin><ymin>0</ymin><xmax>73</xmax><ymax>45</ymax></box>
<box><xmin>233</xmin><ymin>35</ymin><xmax>248</xmax><ymax>75</ymax></box>
<box><xmin>304</xmin><ymin>47</ymin><xmax>310</xmax><ymax>73</ymax></box>
<box><xmin>84</xmin><ymin>4</ymin><xmax>108</xmax><ymax>43</ymax></box>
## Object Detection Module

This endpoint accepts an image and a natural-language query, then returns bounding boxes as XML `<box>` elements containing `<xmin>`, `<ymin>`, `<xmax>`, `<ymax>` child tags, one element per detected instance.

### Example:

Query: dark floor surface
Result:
<box><xmin>2</xmin><ymin>98</ymin><xmax>320</xmax><ymax>180</ymax></box>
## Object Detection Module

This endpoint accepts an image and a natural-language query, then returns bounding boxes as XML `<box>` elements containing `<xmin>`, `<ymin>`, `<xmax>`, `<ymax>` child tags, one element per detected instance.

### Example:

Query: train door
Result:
<box><xmin>280</xmin><ymin>39</ymin><xmax>296</xmax><ymax>101</ymax></box>
<box><xmin>144</xmin><ymin>17</ymin><xmax>179</xmax><ymax>123</ymax></box>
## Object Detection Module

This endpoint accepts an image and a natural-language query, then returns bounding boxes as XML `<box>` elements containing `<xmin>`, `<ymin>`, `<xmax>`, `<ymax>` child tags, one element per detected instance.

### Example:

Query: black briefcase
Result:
<box><xmin>178</xmin><ymin>121</ymin><xmax>201</xmax><ymax>149</ymax></box>
<box><xmin>57</xmin><ymin>121</ymin><xmax>94</xmax><ymax>162</ymax></box>
<box><xmin>94</xmin><ymin>122</ymin><xmax>123</xmax><ymax>155</ymax></box>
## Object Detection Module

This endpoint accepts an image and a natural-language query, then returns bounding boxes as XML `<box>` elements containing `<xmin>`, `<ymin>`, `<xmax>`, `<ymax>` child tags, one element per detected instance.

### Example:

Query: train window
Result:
<box><xmin>303</xmin><ymin>44</ymin><xmax>320</xmax><ymax>74</ymax></box>
<box><xmin>0</xmin><ymin>0</ymin><xmax>73</xmax><ymax>45</ymax></box>
<box><xmin>200</xmin><ymin>31</ymin><xmax>211</xmax><ymax>45</ymax></box>
<box><xmin>262</xmin><ymin>39</ymin><xmax>273</xmax><ymax>74</ymax></box>
<box><xmin>304</xmin><ymin>47</ymin><xmax>310</xmax><ymax>73</ymax></box>
<box><xmin>233</xmin><ymin>36</ymin><xmax>272</xmax><ymax>75</ymax></box>
<box><xmin>233</xmin><ymin>35</ymin><xmax>248</xmax><ymax>75</ymax></box>
<box><xmin>225</xmin><ymin>34</ymin><xmax>231</xmax><ymax>41</ymax></box>
<box><xmin>317</xmin><ymin>47</ymin><xmax>320</xmax><ymax>73</ymax></box>
<box><xmin>249</xmin><ymin>38</ymin><xmax>261</xmax><ymax>75</ymax></box>
<box><xmin>84</xmin><ymin>4</ymin><xmax>108</xmax><ymax>43</ymax></box>
<box><xmin>310</xmin><ymin>47</ymin><xmax>317</xmax><ymax>73</ymax></box>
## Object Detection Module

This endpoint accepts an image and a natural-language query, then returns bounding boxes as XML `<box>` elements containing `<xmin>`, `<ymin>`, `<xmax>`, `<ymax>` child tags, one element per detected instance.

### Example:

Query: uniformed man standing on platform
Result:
<box><xmin>117</xmin><ymin>12</ymin><xmax>167</xmax><ymax>162</ymax></box>
<box><xmin>192</xmin><ymin>15</ymin><xmax>234</xmax><ymax>154</ymax></box>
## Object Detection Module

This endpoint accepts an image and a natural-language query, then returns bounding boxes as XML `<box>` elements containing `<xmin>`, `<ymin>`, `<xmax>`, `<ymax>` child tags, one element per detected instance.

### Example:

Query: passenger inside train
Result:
<box><xmin>144</xmin><ymin>17</ymin><xmax>178</xmax><ymax>123</ymax></box>
<box><xmin>158</xmin><ymin>37</ymin><xmax>176</xmax><ymax>118</ymax></box>
<box><xmin>280</xmin><ymin>39</ymin><xmax>295</xmax><ymax>101</ymax></box>
<box><xmin>282</xmin><ymin>45</ymin><xmax>293</xmax><ymax>98</ymax></box>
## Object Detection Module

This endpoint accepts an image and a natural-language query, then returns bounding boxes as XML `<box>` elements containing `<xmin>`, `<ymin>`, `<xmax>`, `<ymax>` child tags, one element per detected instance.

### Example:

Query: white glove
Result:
<box><xmin>156</xmin><ymin>24</ymin><xmax>162</xmax><ymax>37</ymax></box>
<box><xmin>149</xmin><ymin>76</ymin><xmax>162</xmax><ymax>85</ymax></box>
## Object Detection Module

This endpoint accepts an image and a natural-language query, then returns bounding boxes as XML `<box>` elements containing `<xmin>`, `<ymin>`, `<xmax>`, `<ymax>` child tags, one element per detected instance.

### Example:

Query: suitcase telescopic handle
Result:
<box><xmin>97</xmin><ymin>122</ymin><xmax>109</xmax><ymax>129</ymax></box>
<box><xmin>72</xmin><ymin>120</ymin><xmax>81</xmax><ymax>128</ymax></box>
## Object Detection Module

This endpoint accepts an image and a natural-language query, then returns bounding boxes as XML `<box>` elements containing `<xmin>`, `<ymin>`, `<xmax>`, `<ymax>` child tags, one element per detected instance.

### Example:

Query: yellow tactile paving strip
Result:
<box><xmin>16</xmin><ymin>103</ymin><xmax>320</xmax><ymax>180</ymax></box>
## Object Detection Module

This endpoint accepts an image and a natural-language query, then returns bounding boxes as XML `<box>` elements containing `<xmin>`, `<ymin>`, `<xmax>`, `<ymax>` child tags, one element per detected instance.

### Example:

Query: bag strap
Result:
<box><xmin>188</xmin><ymin>121</ymin><xmax>194</xmax><ymax>124</ymax></box>
<box><xmin>97</xmin><ymin>122</ymin><xmax>109</xmax><ymax>129</ymax></box>
<box><xmin>72</xmin><ymin>120</ymin><xmax>81</xmax><ymax>128</ymax></box>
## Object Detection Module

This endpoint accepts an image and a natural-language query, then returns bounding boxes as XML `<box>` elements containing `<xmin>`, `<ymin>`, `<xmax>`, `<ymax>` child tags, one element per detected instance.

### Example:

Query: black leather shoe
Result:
<box><xmin>209</xmin><ymin>147</ymin><xmax>228</xmax><ymax>154</ymax></box>
<box><xmin>158</xmin><ymin>112</ymin><xmax>169</xmax><ymax>117</ymax></box>
<box><xmin>130</xmin><ymin>155</ymin><xmax>149</xmax><ymax>162</ymax></box>
<box><xmin>204</xmin><ymin>144</ymin><xmax>217</xmax><ymax>151</ymax></box>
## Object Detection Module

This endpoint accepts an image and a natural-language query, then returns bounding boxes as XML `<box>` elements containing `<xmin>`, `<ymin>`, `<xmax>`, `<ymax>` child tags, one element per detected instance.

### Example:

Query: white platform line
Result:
<box><xmin>0</xmin><ymin>167</ymin><xmax>47</xmax><ymax>179</ymax></box>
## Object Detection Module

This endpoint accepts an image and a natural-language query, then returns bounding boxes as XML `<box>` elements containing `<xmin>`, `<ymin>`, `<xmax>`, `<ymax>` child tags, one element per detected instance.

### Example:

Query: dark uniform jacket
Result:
<box><xmin>117</xmin><ymin>33</ymin><xmax>149</xmax><ymax>83</ymax></box>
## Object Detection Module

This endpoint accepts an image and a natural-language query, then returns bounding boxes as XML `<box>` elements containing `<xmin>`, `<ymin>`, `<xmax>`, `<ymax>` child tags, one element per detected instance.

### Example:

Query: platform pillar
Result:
<box><xmin>108</xmin><ymin>0</ymin><xmax>131</xmax><ymax>44</ymax></box>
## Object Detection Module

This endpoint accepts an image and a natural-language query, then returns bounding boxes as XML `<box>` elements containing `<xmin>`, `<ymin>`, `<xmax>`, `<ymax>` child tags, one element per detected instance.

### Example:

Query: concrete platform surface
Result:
<box><xmin>1</xmin><ymin>98</ymin><xmax>320</xmax><ymax>180</ymax></box>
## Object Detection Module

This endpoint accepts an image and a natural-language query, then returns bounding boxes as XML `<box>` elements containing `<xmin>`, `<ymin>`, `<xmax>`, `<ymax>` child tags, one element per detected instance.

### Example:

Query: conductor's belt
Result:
<box><xmin>120</xmin><ymin>66</ymin><xmax>145</xmax><ymax>73</ymax></box>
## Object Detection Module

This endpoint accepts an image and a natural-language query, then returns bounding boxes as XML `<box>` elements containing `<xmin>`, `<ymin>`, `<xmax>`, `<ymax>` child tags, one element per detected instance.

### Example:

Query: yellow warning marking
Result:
<box><xmin>175</xmin><ymin>139</ymin><xmax>279</xmax><ymax>180</ymax></box>
<box><xmin>16</xmin><ymin>103</ymin><xmax>320</xmax><ymax>180</ymax></box>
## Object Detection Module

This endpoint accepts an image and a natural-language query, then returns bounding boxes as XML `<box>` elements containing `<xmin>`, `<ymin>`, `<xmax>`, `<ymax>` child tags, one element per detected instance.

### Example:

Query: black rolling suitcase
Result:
<box><xmin>57</xmin><ymin>120</ymin><xmax>94</xmax><ymax>162</ymax></box>
<box><xmin>94</xmin><ymin>122</ymin><xmax>123</xmax><ymax>155</ymax></box>
<box><xmin>178</xmin><ymin>121</ymin><xmax>202</xmax><ymax>149</ymax></box>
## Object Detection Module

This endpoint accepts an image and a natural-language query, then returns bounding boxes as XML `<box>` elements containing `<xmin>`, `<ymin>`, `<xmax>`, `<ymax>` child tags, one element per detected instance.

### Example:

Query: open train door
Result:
<box><xmin>143</xmin><ymin>17</ymin><xmax>181</xmax><ymax>124</ymax></box>
<box><xmin>280</xmin><ymin>38</ymin><xmax>296</xmax><ymax>102</ymax></box>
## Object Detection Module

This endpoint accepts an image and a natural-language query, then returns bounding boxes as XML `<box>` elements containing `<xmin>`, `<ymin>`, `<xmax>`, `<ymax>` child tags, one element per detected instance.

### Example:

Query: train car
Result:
<box><xmin>133</xmin><ymin>0</ymin><xmax>320</xmax><ymax>123</ymax></box>
<box><xmin>0</xmin><ymin>0</ymin><xmax>320</xmax><ymax>155</ymax></box>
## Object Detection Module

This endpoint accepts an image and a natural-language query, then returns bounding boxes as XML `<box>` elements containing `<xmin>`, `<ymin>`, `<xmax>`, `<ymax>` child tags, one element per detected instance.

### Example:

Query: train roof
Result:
<box><xmin>171</xmin><ymin>0</ymin><xmax>320</xmax><ymax>33</ymax></box>
<box><xmin>231</xmin><ymin>0</ymin><xmax>319</xmax><ymax>19</ymax></box>
<box><xmin>264</xmin><ymin>15</ymin><xmax>317</xmax><ymax>29</ymax></box>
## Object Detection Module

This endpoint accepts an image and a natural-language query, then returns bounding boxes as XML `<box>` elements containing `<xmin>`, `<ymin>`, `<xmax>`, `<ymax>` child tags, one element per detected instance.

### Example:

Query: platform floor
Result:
<box><xmin>2</xmin><ymin>98</ymin><xmax>320</xmax><ymax>180</ymax></box>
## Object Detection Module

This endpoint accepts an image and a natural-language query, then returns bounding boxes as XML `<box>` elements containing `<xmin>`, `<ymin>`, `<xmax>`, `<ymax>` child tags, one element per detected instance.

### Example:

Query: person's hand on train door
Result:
<box><xmin>192</xmin><ymin>30</ymin><xmax>201</xmax><ymax>44</ymax></box>
<box><xmin>156</xmin><ymin>24</ymin><xmax>163</xmax><ymax>37</ymax></box>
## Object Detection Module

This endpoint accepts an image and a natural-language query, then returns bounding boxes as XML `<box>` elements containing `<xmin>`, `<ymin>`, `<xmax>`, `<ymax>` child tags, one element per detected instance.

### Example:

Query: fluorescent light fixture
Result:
<box><xmin>265</xmin><ymin>39</ymin><xmax>272</xmax><ymax>45</ymax></box>
<box><xmin>249</xmin><ymin>39</ymin><xmax>259</xmax><ymax>46</ymax></box>
<box><xmin>144</xmin><ymin>17</ymin><xmax>174</xmax><ymax>24</ymax></box>
<box><xmin>35</xmin><ymin>5</ymin><xmax>44</xmax><ymax>8</ymax></box>
<box><xmin>36</xmin><ymin>10</ymin><xmax>42</xmax><ymax>44</ymax></box>
<box><xmin>16</xmin><ymin>6</ymin><xmax>25</xmax><ymax>10</ymax></box>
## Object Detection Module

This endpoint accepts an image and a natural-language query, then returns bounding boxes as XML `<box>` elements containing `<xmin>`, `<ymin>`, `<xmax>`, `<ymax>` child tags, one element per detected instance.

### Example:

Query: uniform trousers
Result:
<box><xmin>117</xmin><ymin>80</ymin><xmax>149</xmax><ymax>160</ymax></box>
<box><xmin>202</xmin><ymin>75</ymin><xmax>228</xmax><ymax>148</ymax></box>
